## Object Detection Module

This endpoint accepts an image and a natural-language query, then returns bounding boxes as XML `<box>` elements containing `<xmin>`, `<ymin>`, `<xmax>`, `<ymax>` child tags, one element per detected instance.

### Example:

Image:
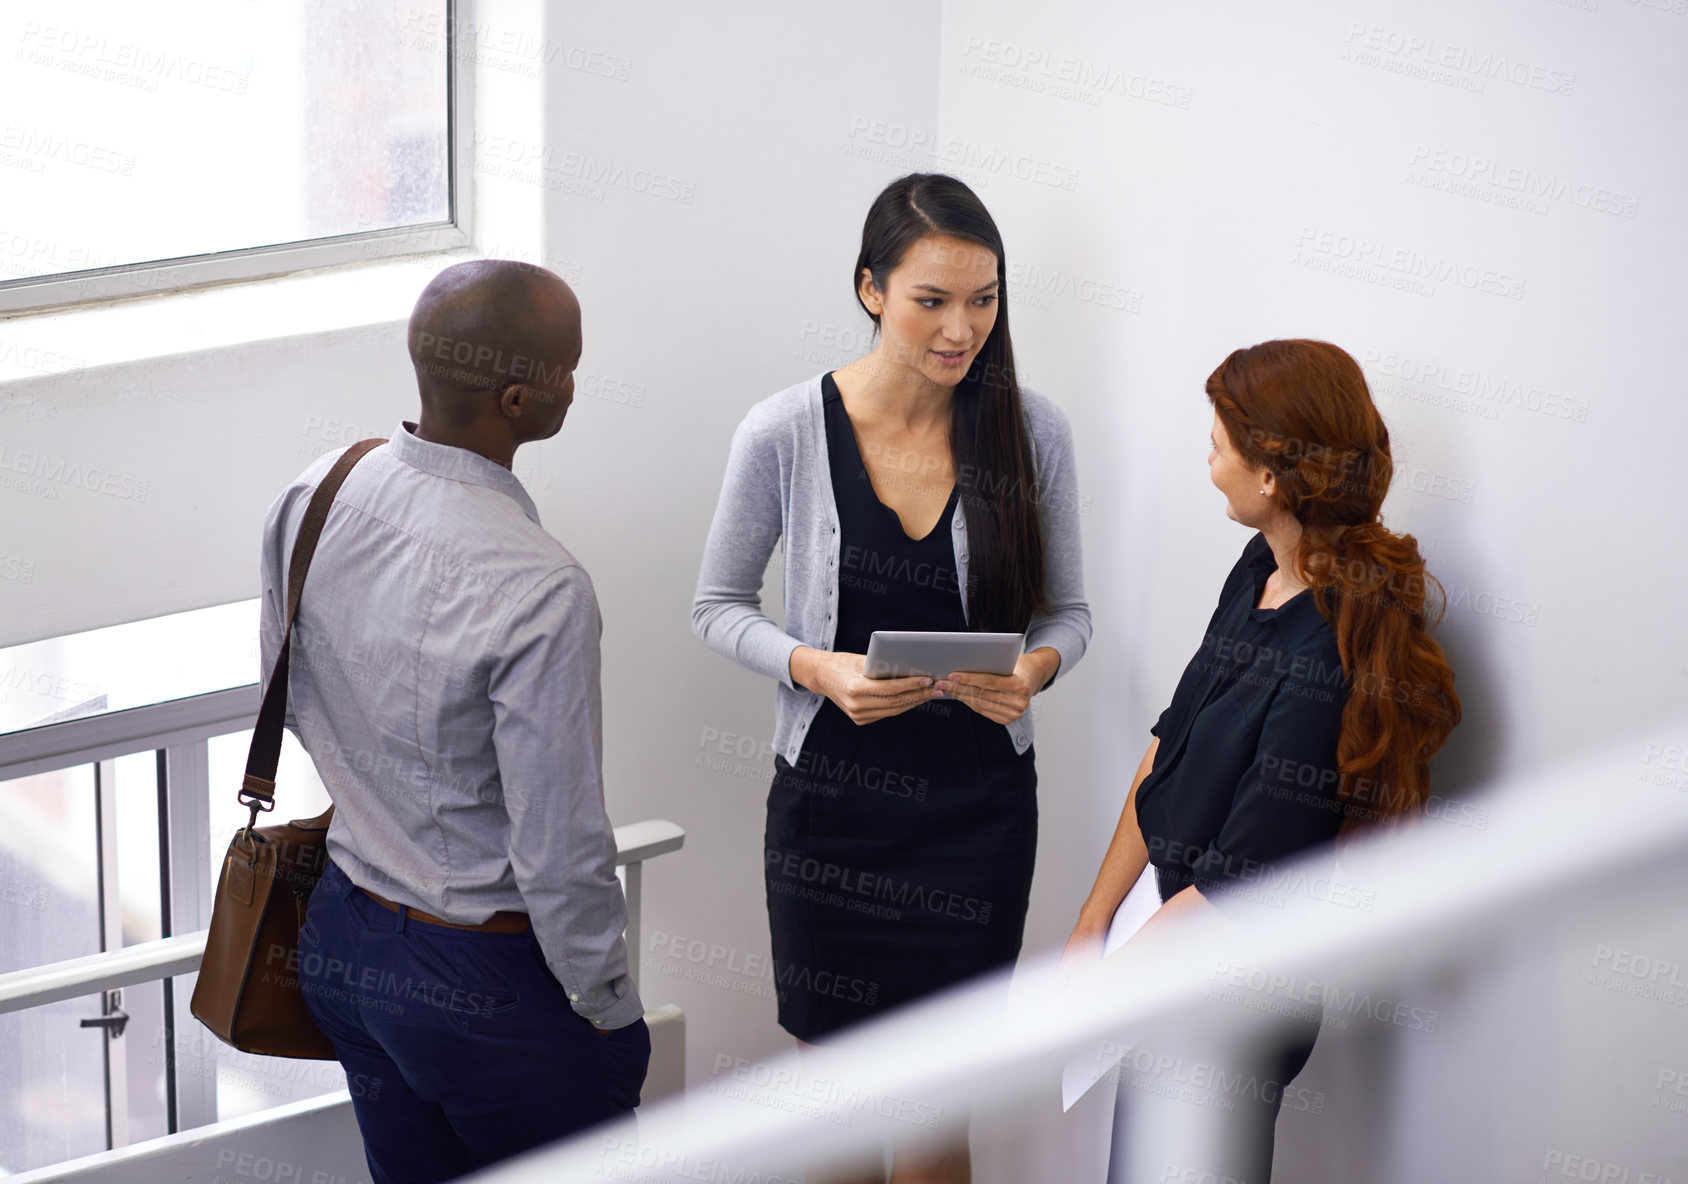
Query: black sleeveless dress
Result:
<box><xmin>762</xmin><ymin>372</ymin><xmax>1039</xmax><ymax>1042</ymax></box>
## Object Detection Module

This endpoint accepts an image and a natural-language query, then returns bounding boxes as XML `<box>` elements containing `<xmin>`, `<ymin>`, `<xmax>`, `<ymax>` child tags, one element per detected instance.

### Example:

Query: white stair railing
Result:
<box><xmin>0</xmin><ymin>687</ymin><xmax>686</xmax><ymax>1183</ymax></box>
<box><xmin>0</xmin><ymin>820</ymin><xmax>684</xmax><ymax>1021</ymax></box>
<box><xmin>450</xmin><ymin>723</ymin><xmax>1688</xmax><ymax>1183</ymax></box>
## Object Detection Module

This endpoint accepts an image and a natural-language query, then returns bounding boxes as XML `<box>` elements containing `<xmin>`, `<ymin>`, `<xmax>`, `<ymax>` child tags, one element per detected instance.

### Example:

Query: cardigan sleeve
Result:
<box><xmin>691</xmin><ymin>409</ymin><xmax>807</xmax><ymax>690</ymax></box>
<box><xmin>1020</xmin><ymin>394</ymin><xmax>1092</xmax><ymax>689</ymax></box>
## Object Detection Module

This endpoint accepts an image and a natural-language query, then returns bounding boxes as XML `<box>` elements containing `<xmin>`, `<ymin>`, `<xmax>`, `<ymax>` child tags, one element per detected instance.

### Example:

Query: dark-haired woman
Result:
<box><xmin>693</xmin><ymin>173</ymin><xmax>1090</xmax><ymax>1183</ymax></box>
<box><xmin>1063</xmin><ymin>339</ymin><xmax>1460</xmax><ymax>1183</ymax></box>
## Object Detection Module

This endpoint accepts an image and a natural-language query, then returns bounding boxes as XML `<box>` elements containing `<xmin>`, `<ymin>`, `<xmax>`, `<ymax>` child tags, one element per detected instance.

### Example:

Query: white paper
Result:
<box><xmin>1060</xmin><ymin>867</ymin><xmax>1161</xmax><ymax>1112</ymax></box>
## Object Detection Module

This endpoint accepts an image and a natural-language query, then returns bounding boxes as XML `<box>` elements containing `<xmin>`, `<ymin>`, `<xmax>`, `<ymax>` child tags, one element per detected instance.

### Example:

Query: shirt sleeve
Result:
<box><xmin>258</xmin><ymin>449</ymin><xmax>354</xmax><ymax>741</ymax></box>
<box><xmin>490</xmin><ymin>565</ymin><xmax>644</xmax><ymax>1029</ymax></box>
<box><xmin>1020</xmin><ymin>399</ymin><xmax>1091</xmax><ymax>690</ymax></box>
<box><xmin>1185</xmin><ymin>674</ymin><xmax>1349</xmax><ymax>897</ymax></box>
<box><xmin>691</xmin><ymin>410</ymin><xmax>806</xmax><ymax>689</ymax></box>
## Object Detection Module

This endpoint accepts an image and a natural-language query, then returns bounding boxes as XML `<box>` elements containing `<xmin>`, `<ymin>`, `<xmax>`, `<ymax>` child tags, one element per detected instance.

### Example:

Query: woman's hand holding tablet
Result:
<box><xmin>787</xmin><ymin>646</ymin><xmax>942</xmax><ymax>726</ymax></box>
<box><xmin>789</xmin><ymin>633</ymin><xmax>1054</xmax><ymax>728</ymax></box>
<box><xmin>865</xmin><ymin>631</ymin><xmax>1053</xmax><ymax>727</ymax></box>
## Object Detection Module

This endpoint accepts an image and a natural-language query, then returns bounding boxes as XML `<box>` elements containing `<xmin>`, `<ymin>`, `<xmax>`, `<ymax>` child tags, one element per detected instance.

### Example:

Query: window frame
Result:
<box><xmin>0</xmin><ymin>0</ymin><xmax>474</xmax><ymax>316</ymax></box>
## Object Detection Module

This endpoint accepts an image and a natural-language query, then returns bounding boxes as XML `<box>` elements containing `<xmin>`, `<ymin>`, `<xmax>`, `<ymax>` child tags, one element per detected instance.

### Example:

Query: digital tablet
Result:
<box><xmin>863</xmin><ymin>630</ymin><xmax>1024</xmax><ymax>680</ymax></box>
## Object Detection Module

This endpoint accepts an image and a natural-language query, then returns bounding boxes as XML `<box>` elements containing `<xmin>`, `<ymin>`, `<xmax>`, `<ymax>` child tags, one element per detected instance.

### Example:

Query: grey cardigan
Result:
<box><xmin>691</xmin><ymin>371</ymin><xmax>1092</xmax><ymax>767</ymax></box>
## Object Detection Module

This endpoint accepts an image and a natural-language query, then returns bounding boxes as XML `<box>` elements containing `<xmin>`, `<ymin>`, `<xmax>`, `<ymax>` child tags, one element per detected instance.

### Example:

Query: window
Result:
<box><xmin>0</xmin><ymin>601</ymin><xmax>342</xmax><ymax>1171</ymax></box>
<box><xmin>0</xmin><ymin>0</ymin><xmax>468</xmax><ymax>313</ymax></box>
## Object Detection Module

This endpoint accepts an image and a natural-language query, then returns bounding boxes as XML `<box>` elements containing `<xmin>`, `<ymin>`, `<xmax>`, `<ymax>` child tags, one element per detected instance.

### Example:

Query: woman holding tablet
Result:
<box><xmin>1064</xmin><ymin>340</ymin><xmax>1461</xmax><ymax>1183</ymax></box>
<box><xmin>693</xmin><ymin>172</ymin><xmax>1090</xmax><ymax>1183</ymax></box>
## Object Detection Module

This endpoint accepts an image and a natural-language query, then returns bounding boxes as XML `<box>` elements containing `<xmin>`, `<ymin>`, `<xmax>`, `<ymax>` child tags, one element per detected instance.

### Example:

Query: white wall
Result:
<box><xmin>3</xmin><ymin>2</ymin><xmax>1686</xmax><ymax>1180</ymax></box>
<box><xmin>527</xmin><ymin>0</ymin><xmax>948</xmax><ymax>1126</ymax></box>
<box><xmin>0</xmin><ymin>0</ymin><xmax>946</xmax><ymax>1156</ymax></box>
<box><xmin>932</xmin><ymin>1</ymin><xmax>1688</xmax><ymax>1179</ymax></box>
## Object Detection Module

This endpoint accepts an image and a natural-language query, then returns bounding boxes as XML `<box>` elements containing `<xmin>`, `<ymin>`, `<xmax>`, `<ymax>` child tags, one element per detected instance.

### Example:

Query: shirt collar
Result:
<box><xmin>1244</xmin><ymin>532</ymin><xmax>1327</xmax><ymax>641</ymax></box>
<box><xmin>388</xmin><ymin>421</ymin><xmax>542</xmax><ymax>526</ymax></box>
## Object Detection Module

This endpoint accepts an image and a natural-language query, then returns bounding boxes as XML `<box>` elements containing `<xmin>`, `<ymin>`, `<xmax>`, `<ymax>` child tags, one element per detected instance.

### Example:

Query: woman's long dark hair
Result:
<box><xmin>853</xmin><ymin>173</ymin><xmax>1047</xmax><ymax>634</ymax></box>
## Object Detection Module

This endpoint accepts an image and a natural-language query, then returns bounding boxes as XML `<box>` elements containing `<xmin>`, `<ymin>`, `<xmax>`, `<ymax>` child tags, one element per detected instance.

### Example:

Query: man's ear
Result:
<box><xmin>497</xmin><ymin>381</ymin><xmax>529</xmax><ymax>418</ymax></box>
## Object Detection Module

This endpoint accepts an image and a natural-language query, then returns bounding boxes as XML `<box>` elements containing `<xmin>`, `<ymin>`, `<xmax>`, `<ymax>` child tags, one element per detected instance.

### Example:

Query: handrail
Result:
<box><xmin>609</xmin><ymin>818</ymin><xmax>686</xmax><ymax>863</ymax></box>
<box><xmin>0</xmin><ymin>819</ymin><xmax>685</xmax><ymax>1017</ymax></box>
<box><xmin>0</xmin><ymin>683</ymin><xmax>261</xmax><ymax>782</ymax></box>
<box><xmin>454</xmin><ymin>727</ymin><xmax>1688</xmax><ymax>1182</ymax></box>
<box><xmin>0</xmin><ymin>1090</ymin><xmax>362</xmax><ymax>1184</ymax></box>
<box><xmin>0</xmin><ymin>933</ymin><xmax>209</xmax><ymax>1015</ymax></box>
<box><xmin>0</xmin><ymin>658</ymin><xmax>686</xmax><ymax>1178</ymax></box>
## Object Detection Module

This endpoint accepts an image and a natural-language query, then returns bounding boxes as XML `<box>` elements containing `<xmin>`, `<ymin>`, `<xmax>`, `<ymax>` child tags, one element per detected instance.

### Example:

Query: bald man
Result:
<box><xmin>259</xmin><ymin>261</ymin><xmax>648</xmax><ymax>1184</ymax></box>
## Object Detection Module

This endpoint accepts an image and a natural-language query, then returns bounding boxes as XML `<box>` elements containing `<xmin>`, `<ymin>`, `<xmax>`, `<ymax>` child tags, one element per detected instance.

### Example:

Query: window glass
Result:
<box><xmin>0</xmin><ymin>0</ymin><xmax>451</xmax><ymax>285</ymax></box>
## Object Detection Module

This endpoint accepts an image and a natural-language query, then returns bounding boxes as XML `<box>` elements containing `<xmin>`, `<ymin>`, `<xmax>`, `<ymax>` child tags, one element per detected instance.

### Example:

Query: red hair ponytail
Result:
<box><xmin>1207</xmin><ymin>340</ymin><xmax>1461</xmax><ymax>831</ymax></box>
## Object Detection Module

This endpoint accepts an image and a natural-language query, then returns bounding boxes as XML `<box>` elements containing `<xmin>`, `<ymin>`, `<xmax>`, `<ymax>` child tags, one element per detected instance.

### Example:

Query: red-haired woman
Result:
<box><xmin>1064</xmin><ymin>339</ymin><xmax>1461</xmax><ymax>1182</ymax></box>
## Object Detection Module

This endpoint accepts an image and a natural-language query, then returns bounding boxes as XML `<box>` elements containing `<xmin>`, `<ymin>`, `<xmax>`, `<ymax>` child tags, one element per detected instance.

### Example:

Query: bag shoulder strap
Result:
<box><xmin>240</xmin><ymin>439</ymin><xmax>386</xmax><ymax>817</ymax></box>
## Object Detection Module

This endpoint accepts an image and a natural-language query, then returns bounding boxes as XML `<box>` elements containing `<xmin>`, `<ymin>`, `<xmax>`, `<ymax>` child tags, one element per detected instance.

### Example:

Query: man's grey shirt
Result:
<box><xmin>260</xmin><ymin>421</ymin><xmax>642</xmax><ymax>1029</ymax></box>
<box><xmin>692</xmin><ymin>373</ymin><xmax>1092</xmax><ymax>767</ymax></box>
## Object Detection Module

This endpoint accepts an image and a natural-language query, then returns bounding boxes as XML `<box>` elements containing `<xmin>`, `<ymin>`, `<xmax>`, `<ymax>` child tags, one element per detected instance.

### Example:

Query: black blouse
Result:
<box><xmin>1135</xmin><ymin>532</ymin><xmax>1351</xmax><ymax>903</ymax></box>
<box><xmin>822</xmin><ymin>371</ymin><xmax>967</xmax><ymax>650</ymax></box>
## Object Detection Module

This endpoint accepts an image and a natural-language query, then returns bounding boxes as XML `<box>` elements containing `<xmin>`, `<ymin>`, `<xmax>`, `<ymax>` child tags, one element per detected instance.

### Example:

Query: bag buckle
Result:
<box><xmin>238</xmin><ymin>773</ymin><xmax>277</xmax><ymax>839</ymax></box>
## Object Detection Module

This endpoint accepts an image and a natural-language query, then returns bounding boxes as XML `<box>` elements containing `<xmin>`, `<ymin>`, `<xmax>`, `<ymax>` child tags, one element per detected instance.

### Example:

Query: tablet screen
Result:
<box><xmin>863</xmin><ymin>630</ymin><xmax>1024</xmax><ymax>679</ymax></box>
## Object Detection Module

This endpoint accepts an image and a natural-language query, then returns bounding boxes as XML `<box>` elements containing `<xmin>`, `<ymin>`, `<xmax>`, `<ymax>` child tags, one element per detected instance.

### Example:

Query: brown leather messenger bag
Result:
<box><xmin>189</xmin><ymin>438</ymin><xmax>384</xmax><ymax>1059</ymax></box>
